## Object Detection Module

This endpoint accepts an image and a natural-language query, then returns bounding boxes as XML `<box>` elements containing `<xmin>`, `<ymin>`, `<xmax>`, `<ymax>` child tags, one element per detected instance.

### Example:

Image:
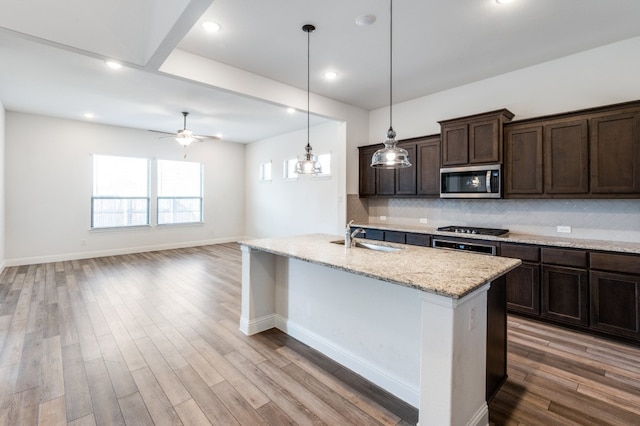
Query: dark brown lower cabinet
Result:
<box><xmin>506</xmin><ymin>263</ymin><xmax>540</xmax><ymax>316</ymax></box>
<box><xmin>542</xmin><ymin>265</ymin><xmax>589</xmax><ymax>326</ymax></box>
<box><xmin>486</xmin><ymin>275</ymin><xmax>507</xmax><ymax>402</ymax></box>
<box><xmin>405</xmin><ymin>233</ymin><xmax>431</xmax><ymax>247</ymax></box>
<box><xmin>590</xmin><ymin>271</ymin><xmax>640</xmax><ymax>339</ymax></box>
<box><xmin>384</xmin><ymin>231</ymin><xmax>406</xmax><ymax>244</ymax></box>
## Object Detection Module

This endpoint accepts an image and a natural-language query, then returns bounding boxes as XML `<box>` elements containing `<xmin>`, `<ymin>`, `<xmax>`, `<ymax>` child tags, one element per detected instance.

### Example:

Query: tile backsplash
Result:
<box><xmin>347</xmin><ymin>195</ymin><xmax>640</xmax><ymax>243</ymax></box>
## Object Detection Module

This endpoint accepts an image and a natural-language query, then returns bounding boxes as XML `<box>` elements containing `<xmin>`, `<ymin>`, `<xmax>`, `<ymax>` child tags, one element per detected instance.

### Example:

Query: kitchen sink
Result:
<box><xmin>330</xmin><ymin>240</ymin><xmax>402</xmax><ymax>253</ymax></box>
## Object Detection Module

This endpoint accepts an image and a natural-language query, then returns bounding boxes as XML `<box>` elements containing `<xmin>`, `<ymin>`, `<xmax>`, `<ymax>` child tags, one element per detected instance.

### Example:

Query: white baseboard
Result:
<box><xmin>466</xmin><ymin>402</ymin><xmax>489</xmax><ymax>426</ymax></box>
<box><xmin>4</xmin><ymin>236</ymin><xmax>248</xmax><ymax>267</ymax></box>
<box><xmin>274</xmin><ymin>315</ymin><xmax>419</xmax><ymax>407</ymax></box>
<box><xmin>239</xmin><ymin>314</ymin><xmax>276</xmax><ymax>336</ymax></box>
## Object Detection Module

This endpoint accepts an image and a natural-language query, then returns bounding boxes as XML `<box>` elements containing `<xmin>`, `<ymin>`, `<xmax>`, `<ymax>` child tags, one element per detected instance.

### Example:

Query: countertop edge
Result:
<box><xmin>240</xmin><ymin>234</ymin><xmax>521</xmax><ymax>299</ymax></box>
<box><xmin>351</xmin><ymin>223</ymin><xmax>640</xmax><ymax>254</ymax></box>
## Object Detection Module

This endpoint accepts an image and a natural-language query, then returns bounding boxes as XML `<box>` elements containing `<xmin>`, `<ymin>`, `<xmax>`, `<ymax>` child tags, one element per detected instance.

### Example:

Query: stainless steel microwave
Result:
<box><xmin>440</xmin><ymin>164</ymin><xmax>502</xmax><ymax>198</ymax></box>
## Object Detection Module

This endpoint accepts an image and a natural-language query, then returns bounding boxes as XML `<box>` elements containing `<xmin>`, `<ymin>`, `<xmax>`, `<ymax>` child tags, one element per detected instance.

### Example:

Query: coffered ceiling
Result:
<box><xmin>1</xmin><ymin>0</ymin><xmax>639</xmax><ymax>142</ymax></box>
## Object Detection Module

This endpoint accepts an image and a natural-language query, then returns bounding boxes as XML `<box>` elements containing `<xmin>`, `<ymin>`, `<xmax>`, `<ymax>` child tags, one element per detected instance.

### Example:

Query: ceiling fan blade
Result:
<box><xmin>148</xmin><ymin>129</ymin><xmax>175</xmax><ymax>136</ymax></box>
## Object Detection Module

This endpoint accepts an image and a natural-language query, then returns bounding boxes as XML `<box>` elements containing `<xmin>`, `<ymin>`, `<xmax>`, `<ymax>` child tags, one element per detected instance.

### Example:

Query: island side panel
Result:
<box><xmin>240</xmin><ymin>246</ymin><xmax>277</xmax><ymax>335</ymax></box>
<box><xmin>276</xmin><ymin>257</ymin><xmax>423</xmax><ymax>406</ymax></box>
<box><xmin>419</xmin><ymin>285</ymin><xmax>490</xmax><ymax>426</ymax></box>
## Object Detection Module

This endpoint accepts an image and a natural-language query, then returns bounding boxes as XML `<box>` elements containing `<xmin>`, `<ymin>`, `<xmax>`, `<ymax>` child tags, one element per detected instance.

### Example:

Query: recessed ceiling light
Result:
<box><xmin>355</xmin><ymin>14</ymin><xmax>376</xmax><ymax>27</ymax></box>
<box><xmin>324</xmin><ymin>71</ymin><xmax>338</xmax><ymax>80</ymax></box>
<box><xmin>202</xmin><ymin>21</ymin><xmax>221</xmax><ymax>32</ymax></box>
<box><xmin>495</xmin><ymin>0</ymin><xmax>513</xmax><ymax>4</ymax></box>
<box><xmin>84</xmin><ymin>112</ymin><xmax>95</xmax><ymax>119</ymax></box>
<box><xmin>105</xmin><ymin>60</ymin><xmax>122</xmax><ymax>70</ymax></box>
<box><xmin>287</xmin><ymin>107</ymin><xmax>296</xmax><ymax>114</ymax></box>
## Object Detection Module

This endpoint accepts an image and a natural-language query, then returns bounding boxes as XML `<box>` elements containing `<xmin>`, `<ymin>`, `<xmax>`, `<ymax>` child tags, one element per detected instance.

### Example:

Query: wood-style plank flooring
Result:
<box><xmin>0</xmin><ymin>243</ymin><xmax>638</xmax><ymax>425</ymax></box>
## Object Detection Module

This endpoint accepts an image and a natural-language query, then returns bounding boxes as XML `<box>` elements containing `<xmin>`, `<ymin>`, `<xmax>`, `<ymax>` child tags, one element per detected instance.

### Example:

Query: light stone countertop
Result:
<box><xmin>239</xmin><ymin>233</ymin><xmax>521</xmax><ymax>299</ymax></box>
<box><xmin>352</xmin><ymin>222</ymin><xmax>640</xmax><ymax>255</ymax></box>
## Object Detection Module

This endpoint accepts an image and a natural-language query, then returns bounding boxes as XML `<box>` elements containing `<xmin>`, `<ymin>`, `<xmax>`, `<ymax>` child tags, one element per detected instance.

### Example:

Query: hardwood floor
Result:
<box><xmin>0</xmin><ymin>243</ymin><xmax>638</xmax><ymax>425</ymax></box>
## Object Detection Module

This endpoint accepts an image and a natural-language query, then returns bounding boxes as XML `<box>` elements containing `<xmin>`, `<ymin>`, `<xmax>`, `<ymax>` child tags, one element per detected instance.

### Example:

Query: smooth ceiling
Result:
<box><xmin>1</xmin><ymin>0</ymin><xmax>640</xmax><ymax>143</ymax></box>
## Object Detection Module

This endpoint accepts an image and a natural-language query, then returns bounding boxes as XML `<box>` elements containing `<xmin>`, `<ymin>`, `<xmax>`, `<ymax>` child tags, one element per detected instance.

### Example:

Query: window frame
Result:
<box><xmin>91</xmin><ymin>155</ymin><xmax>150</xmax><ymax>229</ymax></box>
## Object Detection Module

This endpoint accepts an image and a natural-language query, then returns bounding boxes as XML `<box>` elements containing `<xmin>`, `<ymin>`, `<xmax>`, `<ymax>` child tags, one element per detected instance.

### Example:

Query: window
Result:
<box><xmin>283</xmin><ymin>158</ymin><xmax>298</xmax><ymax>179</ymax></box>
<box><xmin>157</xmin><ymin>159</ymin><xmax>203</xmax><ymax>225</ymax></box>
<box><xmin>316</xmin><ymin>153</ymin><xmax>331</xmax><ymax>176</ymax></box>
<box><xmin>92</xmin><ymin>155</ymin><xmax>149</xmax><ymax>228</ymax></box>
<box><xmin>259</xmin><ymin>161</ymin><xmax>272</xmax><ymax>181</ymax></box>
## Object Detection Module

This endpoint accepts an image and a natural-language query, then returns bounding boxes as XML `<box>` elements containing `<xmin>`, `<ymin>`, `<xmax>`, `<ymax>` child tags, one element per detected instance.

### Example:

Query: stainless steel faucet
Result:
<box><xmin>345</xmin><ymin>220</ymin><xmax>366</xmax><ymax>248</ymax></box>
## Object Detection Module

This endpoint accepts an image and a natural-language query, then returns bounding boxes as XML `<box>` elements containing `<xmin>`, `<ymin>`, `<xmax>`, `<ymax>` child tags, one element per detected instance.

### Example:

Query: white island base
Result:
<box><xmin>239</xmin><ymin>244</ymin><xmax>499</xmax><ymax>426</ymax></box>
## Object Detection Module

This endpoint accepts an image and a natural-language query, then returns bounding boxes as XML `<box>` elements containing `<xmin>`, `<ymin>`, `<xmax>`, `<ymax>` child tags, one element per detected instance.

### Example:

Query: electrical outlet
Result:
<box><xmin>380</xmin><ymin>216</ymin><xmax>387</xmax><ymax>221</ymax></box>
<box><xmin>557</xmin><ymin>225</ymin><xmax>572</xmax><ymax>233</ymax></box>
<box><xmin>469</xmin><ymin>307</ymin><xmax>476</xmax><ymax>330</ymax></box>
<box><xmin>419</xmin><ymin>218</ymin><xmax>428</xmax><ymax>224</ymax></box>
<box><xmin>81</xmin><ymin>239</ymin><xmax>86</xmax><ymax>246</ymax></box>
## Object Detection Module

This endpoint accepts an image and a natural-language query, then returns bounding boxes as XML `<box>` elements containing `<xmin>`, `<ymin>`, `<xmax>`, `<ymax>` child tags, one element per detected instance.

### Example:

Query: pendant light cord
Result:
<box><xmin>389</xmin><ymin>0</ymin><xmax>393</xmax><ymax>131</ymax></box>
<box><xmin>307</xmin><ymin>26</ymin><xmax>311</xmax><ymax>151</ymax></box>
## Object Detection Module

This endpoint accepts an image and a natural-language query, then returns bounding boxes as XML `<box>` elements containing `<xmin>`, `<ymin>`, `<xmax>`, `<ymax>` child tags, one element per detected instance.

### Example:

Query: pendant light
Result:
<box><xmin>371</xmin><ymin>0</ymin><xmax>411</xmax><ymax>169</ymax></box>
<box><xmin>295</xmin><ymin>24</ymin><xmax>322</xmax><ymax>175</ymax></box>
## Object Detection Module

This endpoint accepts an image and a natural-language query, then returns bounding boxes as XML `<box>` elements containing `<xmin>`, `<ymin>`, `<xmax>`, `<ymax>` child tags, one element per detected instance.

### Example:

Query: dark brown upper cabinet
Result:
<box><xmin>440</xmin><ymin>109</ymin><xmax>514</xmax><ymax>166</ymax></box>
<box><xmin>358</xmin><ymin>135</ymin><xmax>440</xmax><ymax>198</ymax></box>
<box><xmin>590</xmin><ymin>111</ymin><xmax>640</xmax><ymax>194</ymax></box>
<box><xmin>395</xmin><ymin>143</ymin><xmax>417</xmax><ymax>195</ymax></box>
<box><xmin>544</xmin><ymin>119</ymin><xmax>589</xmax><ymax>194</ymax></box>
<box><xmin>358</xmin><ymin>145</ymin><xmax>377</xmax><ymax>196</ymax></box>
<box><xmin>416</xmin><ymin>136</ymin><xmax>441</xmax><ymax>196</ymax></box>
<box><xmin>505</xmin><ymin>100</ymin><xmax>640</xmax><ymax>199</ymax></box>
<box><xmin>505</xmin><ymin>125</ymin><xmax>543</xmax><ymax>195</ymax></box>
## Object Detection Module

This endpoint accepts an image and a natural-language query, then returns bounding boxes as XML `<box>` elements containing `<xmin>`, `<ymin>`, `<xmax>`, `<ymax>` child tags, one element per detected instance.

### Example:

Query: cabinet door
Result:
<box><xmin>395</xmin><ymin>144</ymin><xmax>417</xmax><ymax>195</ymax></box>
<box><xmin>469</xmin><ymin>118</ymin><xmax>501</xmax><ymax>164</ymax></box>
<box><xmin>505</xmin><ymin>125</ymin><xmax>543</xmax><ymax>195</ymax></box>
<box><xmin>506</xmin><ymin>263</ymin><xmax>541</xmax><ymax>316</ymax></box>
<box><xmin>441</xmin><ymin>123</ymin><xmax>468</xmax><ymax>166</ymax></box>
<box><xmin>544</xmin><ymin>120</ymin><xmax>589</xmax><ymax>194</ymax></box>
<box><xmin>364</xmin><ymin>228</ymin><xmax>384</xmax><ymax>241</ymax></box>
<box><xmin>405</xmin><ymin>233</ymin><xmax>431</xmax><ymax>247</ymax></box>
<box><xmin>384</xmin><ymin>231</ymin><xmax>406</xmax><ymax>244</ymax></box>
<box><xmin>590</xmin><ymin>271</ymin><xmax>640</xmax><ymax>339</ymax></box>
<box><xmin>376</xmin><ymin>168</ymin><xmax>396</xmax><ymax>195</ymax></box>
<box><xmin>358</xmin><ymin>147</ymin><xmax>377</xmax><ymax>196</ymax></box>
<box><xmin>541</xmin><ymin>265</ymin><xmax>588</xmax><ymax>326</ymax></box>
<box><xmin>590</xmin><ymin>111</ymin><xmax>640</xmax><ymax>194</ymax></box>
<box><xmin>416</xmin><ymin>137</ymin><xmax>441</xmax><ymax>196</ymax></box>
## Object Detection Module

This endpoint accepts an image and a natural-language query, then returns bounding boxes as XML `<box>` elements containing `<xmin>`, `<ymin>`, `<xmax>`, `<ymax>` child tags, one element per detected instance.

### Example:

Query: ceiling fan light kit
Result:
<box><xmin>294</xmin><ymin>24</ymin><xmax>323</xmax><ymax>176</ymax></box>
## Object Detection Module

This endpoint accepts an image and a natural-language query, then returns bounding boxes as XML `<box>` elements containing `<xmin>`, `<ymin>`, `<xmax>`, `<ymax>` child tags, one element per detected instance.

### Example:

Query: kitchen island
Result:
<box><xmin>239</xmin><ymin>234</ymin><xmax>521</xmax><ymax>426</ymax></box>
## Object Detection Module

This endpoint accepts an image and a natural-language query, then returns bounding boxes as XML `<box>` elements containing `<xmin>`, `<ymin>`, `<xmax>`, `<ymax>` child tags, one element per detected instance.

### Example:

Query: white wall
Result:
<box><xmin>0</xmin><ymin>102</ymin><xmax>5</xmax><ymax>270</ymax></box>
<box><xmin>5</xmin><ymin>112</ymin><xmax>245</xmax><ymax>265</ymax></box>
<box><xmin>368</xmin><ymin>36</ymin><xmax>640</xmax><ymax>142</ymax></box>
<box><xmin>245</xmin><ymin>121</ymin><xmax>343</xmax><ymax>238</ymax></box>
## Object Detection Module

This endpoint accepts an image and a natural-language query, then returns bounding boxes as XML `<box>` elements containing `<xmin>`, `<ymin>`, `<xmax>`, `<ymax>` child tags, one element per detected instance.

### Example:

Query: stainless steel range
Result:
<box><xmin>432</xmin><ymin>226</ymin><xmax>509</xmax><ymax>255</ymax></box>
<box><xmin>436</xmin><ymin>226</ymin><xmax>509</xmax><ymax>237</ymax></box>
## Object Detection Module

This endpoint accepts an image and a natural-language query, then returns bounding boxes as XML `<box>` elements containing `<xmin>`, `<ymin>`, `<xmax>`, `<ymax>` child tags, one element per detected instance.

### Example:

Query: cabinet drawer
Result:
<box><xmin>384</xmin><ymin>231</ymin><xmax>406</xmax><ymax>244</ymax></box>
<box><xmin>500</xmin><ymin>243</ymin><xmax>540</xmax><ymax>262</ymax></box>
<box><xmin>406</xmin><ymin>233</ymin><xmax>431</xmax><ymax>247</ymax></box>
<box><xmin>364</xmin><ymin>228</ymin><xmax>384</xmax><ymax>241</ymax></box>
<box><xmin>541</xmin><ymin>248</ymin><xmax>587</xmax><ymax>268</ymax></box>
<box><xmin>590</xmin><ymin>252</ymin><xmax>640</xmax><ymax>275</ymax></box>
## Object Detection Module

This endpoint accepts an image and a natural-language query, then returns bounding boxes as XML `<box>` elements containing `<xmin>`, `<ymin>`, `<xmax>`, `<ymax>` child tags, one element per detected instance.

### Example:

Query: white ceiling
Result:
<box><xmin>1</xmin><ymin>0</ymin><xmax>640</xmax><ymax>143</ymax></box>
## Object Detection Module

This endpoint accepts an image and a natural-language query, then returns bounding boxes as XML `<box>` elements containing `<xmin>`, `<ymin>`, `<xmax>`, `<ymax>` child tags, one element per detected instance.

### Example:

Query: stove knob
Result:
<box><xmin>472</xmin><ymin>230</ymin><xmax>477</xmax><ymax>234</ymax></box>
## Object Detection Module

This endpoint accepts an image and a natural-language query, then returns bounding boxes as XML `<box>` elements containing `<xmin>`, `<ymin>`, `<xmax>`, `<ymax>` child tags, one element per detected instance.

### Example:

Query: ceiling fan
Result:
<box><xmin>151</xmin><ymin>111</ymin><xmax>219</xmax><ymax>146</ymax></box>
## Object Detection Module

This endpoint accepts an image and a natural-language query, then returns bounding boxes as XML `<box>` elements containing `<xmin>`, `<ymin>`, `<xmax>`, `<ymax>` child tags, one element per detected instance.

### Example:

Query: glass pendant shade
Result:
<box><xmin>371</xmin><ymin>0</ymin><xmax>411</xmax><ymax>170</ymax></box>
<box><xmin>295</xmin><ymin>144</ymin><xmax>322</xmax><ymax>174</ymax></box>
<box><xmin>294</xmin><ymin>24</ymin><xmax>322</xmax><ymax>176</ymax></box>
<box><xmin>371</xmin><ymin>127</ymin><xmax>411</xmax><ymax>168</ymax></box>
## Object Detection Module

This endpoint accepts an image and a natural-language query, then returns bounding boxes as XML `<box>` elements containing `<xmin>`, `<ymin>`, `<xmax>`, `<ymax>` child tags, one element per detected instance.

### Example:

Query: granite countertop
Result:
<box><xmin>352</xmin><ymin>222</ymin><xmax>640</xmax><ymax>255</ymax></box>
<box><xmin>239</xmin><ymin>233</ymin><xmax>521</xmax><ymax>299</ymax></box>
